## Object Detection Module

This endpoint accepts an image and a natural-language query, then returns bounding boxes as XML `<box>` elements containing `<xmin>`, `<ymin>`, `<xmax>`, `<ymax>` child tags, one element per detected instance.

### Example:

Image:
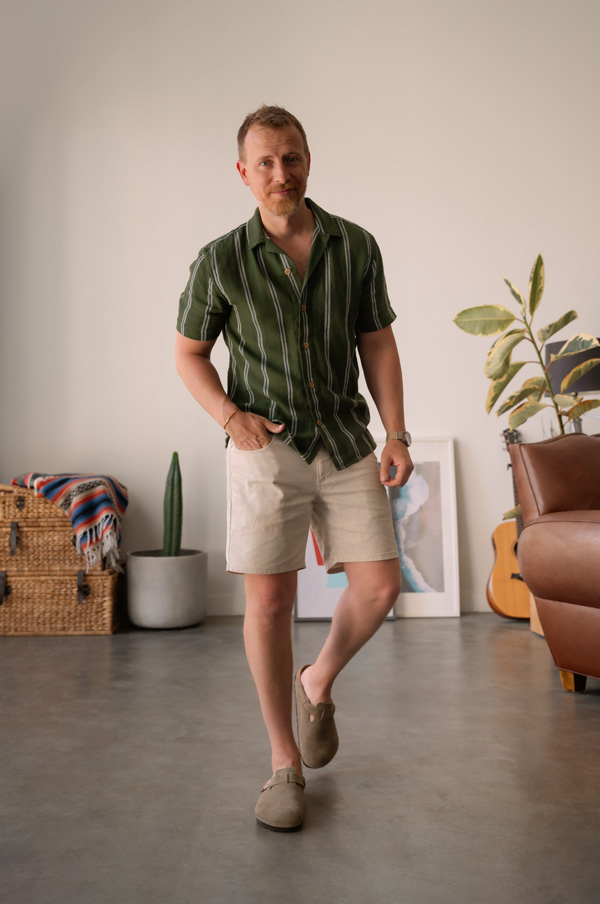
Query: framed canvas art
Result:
<box><xmin>377</xmin><ymin>438</ymin><xmax>460</xmax><ymax>617</ymax></box>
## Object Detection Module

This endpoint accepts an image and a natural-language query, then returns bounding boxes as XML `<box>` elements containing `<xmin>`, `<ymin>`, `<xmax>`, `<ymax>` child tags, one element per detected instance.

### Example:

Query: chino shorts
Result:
<box><xmin>226</xmin><ymin>436</ymin><xmax>399</xmax><ymax>575</ymax></box>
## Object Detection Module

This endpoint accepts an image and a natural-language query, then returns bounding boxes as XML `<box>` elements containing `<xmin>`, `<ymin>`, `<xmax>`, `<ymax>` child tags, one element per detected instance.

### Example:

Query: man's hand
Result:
<box><xmin>379</xmin><ymin>439</ymin><xmax>414</xmax><ymax>488</ymax></box>
<box><xmin>226</xmin><ymin>410</ymin><xmax>285</xmax><ymax>450</ymax></box>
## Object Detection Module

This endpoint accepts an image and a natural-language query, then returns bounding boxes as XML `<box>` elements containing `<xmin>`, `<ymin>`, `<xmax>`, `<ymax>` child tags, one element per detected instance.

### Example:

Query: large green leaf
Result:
<box><xmin>537</xmin><ymin>310</ymin><xmax>578</xmax><ymax>343</ymax></box>
<box><xmin>554</xmin><ymin>393</ymin><xmax>580</xmax><ymax>410</ymax></box>
<box><xmin>484</xmin><ymin>330</ymin><xmax>527</xmax><ymax>380</ymax></box>
<box><xmin>528</xmin><ymin>255</ymin><xmax>544</xmax><ymax>316</ymax></box>
<box><xmin>485</xmin><ymin>362</ymin><xmax>526</xmax><ymax>413</ymax></box>
<box><xmin>496</xmin><ymin>380</ymin><xmax>545</xmax><ymax>415</ymax></box>
<box><xmin>453</xmin><ymin>305</ymin><xmax>516</xmax><ymax>336</ymax></box>
<box><xmin>508</xmin><ymin>400</ymin><xmax>548</xmax><ymax>429</ymax></box>
<box><xmin>563</xmin><ymin>398</ymin><xmax>600</xmax><ymax>420</ymax></box>
<box><xmin>521</xmin><ymin>376</ymin><xmax>546</xmax><ymax>391</ymax></box>
<box><xmin>503</xmin><ymin>279</ymin><xmax>526</xmax><ymax>309</ymax></box>
<box><xmin>551</xmin><ymin>333</ymin><xmax>600</xmax><ymax>359</ymax></box>
<box><xmin>561</xmin><ymin>358</ymin><xmax>600</xmax><ymax>392</ymax></box>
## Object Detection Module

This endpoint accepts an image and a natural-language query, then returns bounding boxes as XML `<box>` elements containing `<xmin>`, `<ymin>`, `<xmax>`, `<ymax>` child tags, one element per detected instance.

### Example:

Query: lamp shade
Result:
<box><xmin>545</xmin><ymin>340</ymin><xmax>600</xmax><ymax>395</ymax></box>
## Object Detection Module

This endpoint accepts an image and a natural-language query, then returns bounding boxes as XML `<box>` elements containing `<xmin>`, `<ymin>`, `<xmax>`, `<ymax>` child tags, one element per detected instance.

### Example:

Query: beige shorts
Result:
<box><xmin>226</xmin><ymin>437</ymin><xmax>399</xmax><ymax>575</ymax></box>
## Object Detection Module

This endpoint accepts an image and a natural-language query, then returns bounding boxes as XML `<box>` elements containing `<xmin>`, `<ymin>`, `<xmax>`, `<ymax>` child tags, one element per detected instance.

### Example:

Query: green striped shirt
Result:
<box><xmin>177</xmin><ymin>199</ymin><xmax>396</xmax><ymax>470</ymax></box>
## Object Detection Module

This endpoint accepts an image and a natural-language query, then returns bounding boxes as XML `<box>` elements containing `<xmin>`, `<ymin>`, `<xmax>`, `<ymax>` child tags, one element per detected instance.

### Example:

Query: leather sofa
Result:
<box><xmin>509</xmin><ymin>433</ymin><xmax>600</xmax><ymax>692</ymax></box>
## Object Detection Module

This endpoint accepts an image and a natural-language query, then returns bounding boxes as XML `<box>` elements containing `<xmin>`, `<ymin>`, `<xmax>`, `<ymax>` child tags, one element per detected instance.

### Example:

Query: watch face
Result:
<box><xmin>403</xmin><ymin>431</ymin><xmax>412</xmax><ymax>447</ymax></box>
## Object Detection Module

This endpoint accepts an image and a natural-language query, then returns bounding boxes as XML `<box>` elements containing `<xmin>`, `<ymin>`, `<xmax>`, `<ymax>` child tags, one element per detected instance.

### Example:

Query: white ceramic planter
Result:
<box><xmin>126</xmin><ymin>549</ymin><xmax>207</xmax><ymax>629</ymax></box>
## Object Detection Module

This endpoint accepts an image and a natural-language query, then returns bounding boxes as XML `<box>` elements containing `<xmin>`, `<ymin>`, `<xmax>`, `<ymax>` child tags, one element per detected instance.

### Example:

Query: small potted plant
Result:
<box><xmin>126</xmin><ymin>453</ymin><xmax>207</xmax><ymax>628</ymax></box>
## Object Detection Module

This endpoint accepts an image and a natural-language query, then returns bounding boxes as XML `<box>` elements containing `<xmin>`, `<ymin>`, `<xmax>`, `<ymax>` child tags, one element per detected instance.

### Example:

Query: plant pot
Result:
<box><xmin>126</xmin><ymin>549</ymin><xmax>207</xmax><ymax>629</ymax></box>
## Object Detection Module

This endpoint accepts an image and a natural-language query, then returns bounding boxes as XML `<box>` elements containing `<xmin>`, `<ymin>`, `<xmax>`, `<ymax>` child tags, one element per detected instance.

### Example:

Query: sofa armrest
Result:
<box><xmin>518</xmin><ymin>511</ymin><xmax>600</xmax><ymax>609</ymax></box>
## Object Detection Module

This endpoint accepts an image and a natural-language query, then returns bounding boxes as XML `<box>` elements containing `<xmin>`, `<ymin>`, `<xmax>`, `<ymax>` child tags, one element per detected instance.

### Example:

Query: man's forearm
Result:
<box><xmin>175</xmin><ymin>342</ymin><xmax>236</xmax><ymax>427</ymax></box>
<box><xmin>174</xmin><ymin>332</ymin><xmax>283</xmax><ymax>450</ymax></box>
<box><xmin>357</xmin><ymin>326</ymin><xmax>407</xmax><ymax>433</ymax></box>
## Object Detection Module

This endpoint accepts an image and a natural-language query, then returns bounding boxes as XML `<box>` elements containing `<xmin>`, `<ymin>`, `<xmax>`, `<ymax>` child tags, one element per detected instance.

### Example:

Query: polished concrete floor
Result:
<box><xmin>2</xmin><ymin>614</ymin><xmax>600</xmax><ymax>904</ymax></box>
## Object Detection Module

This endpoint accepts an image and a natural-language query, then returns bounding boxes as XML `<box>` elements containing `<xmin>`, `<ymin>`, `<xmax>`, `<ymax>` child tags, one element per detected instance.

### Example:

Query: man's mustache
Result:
<box><xmin>269</xmin><ymin>183</ymin><xmax>297</xmax><ymax>193</ymax></box>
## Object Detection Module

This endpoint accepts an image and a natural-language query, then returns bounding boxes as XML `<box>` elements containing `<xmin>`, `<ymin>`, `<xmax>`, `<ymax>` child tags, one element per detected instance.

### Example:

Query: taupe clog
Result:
<box><xmin>255</xmin><ymin>767</ymin><xmax>305</xmax><ymax>832</ymax></box>
<box><xmin>295</xmin><ymin>665</ymin><xmax>339</xmax><ymax>769</ymax></box>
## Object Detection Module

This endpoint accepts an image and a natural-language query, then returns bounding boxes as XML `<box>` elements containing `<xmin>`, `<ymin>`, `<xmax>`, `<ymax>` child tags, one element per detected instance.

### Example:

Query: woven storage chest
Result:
<box><xmin>0</xmin><ymin>483</ymin><xmax>121</xmax><ymax>635</ymax></box>
<box><xmin>0</xmin><ymin>571</ymin><xmax>120</xmax><ymax>635</ymax></box>
<box><xmin>0</xmin><ymin>522</ymin><xmax>105</xmax><ymax>572</ymax></box>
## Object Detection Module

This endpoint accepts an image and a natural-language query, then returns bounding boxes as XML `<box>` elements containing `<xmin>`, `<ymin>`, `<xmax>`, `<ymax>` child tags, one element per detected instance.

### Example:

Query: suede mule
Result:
<box><xmin>295</xmin><ymin>665</ymin><xmax>339</xmax><ymax>769</ymax></box>
<box><xmin>255</xmin><ymin>768</ymin><xmax>306</xmax><ymax>832</ymax></box>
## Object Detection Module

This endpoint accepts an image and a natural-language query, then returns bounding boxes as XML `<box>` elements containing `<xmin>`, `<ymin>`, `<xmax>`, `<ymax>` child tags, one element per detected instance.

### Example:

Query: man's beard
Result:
<box><xmin>262</xmin><ymin>184</ymin><xmax>303</xmax><ymax>217</ymax></box>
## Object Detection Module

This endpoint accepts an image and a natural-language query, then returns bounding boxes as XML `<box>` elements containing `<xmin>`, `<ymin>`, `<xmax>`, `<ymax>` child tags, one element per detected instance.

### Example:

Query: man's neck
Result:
<box><xmin>260</xmin><ymin>200</ymin><xmax>315</xmax><ymax>244</ymax></box>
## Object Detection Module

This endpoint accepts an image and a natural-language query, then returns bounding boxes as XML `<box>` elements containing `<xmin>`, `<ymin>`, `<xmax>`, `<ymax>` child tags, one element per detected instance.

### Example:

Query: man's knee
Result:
<box><xmin>346</xmin><ymin>560</ymin><xmax>401</xmax><ymax>613</ymax></box>
<box><xmin>379</xmin><ymin>574</ymin><xmax>402</xmax><ymax>605</ymax></box>
<box><xmin>245</xmin><ymin>572</ymin><xmax>297</xmax><ymax>621</ymax></box>
<box><xmin>371</xmin><ymin>575</ymin><xmax>401</xmax><ymax>617</ymax></box>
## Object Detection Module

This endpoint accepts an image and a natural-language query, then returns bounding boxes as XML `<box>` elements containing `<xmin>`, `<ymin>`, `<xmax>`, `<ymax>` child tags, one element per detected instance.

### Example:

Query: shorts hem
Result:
<box><xmin>324</xmin><ymin>551</ymin><xmax>399</xmax><ymax>574</ymax></box>
<box><xmin>226</xmin><ymin>561</ymin><xmax>307</xmax><ymax>575</ymax></box>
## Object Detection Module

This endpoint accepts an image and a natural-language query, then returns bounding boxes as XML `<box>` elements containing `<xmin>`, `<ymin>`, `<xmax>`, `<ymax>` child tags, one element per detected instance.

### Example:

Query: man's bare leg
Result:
<box><xmin>300</xmin><ymin>558</ymin><xmax>401</xmax><ymax>706</ymax></box>
<box><xmin>244</xmin><ymin>571</ymin><xmax>302</xmax><ymax>774</ymax></box>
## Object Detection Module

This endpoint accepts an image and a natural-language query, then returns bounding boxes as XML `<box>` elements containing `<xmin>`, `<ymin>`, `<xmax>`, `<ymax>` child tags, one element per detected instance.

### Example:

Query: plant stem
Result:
<box><xmin>522</xmin><ymin>317</ymin><xmax>565</xmax><ymax>434</ymax></box>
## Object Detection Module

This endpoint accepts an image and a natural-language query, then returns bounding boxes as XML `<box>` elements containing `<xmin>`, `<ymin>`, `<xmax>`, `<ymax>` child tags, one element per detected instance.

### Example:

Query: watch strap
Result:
<box><xmin>386</xmin><ymin>431</ymin><xmax>411</xmax><ymax>446</ymax></box>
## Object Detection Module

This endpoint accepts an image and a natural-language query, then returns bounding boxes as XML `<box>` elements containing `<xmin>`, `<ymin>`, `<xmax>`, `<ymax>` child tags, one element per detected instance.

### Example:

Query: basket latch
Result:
<box><xmin>77</xmin><ymin>571</ymin><xmax>91</xmax><ymax>605</ymax></box>
<box><xmin>15</xmin><ymin>496</ymin><xmax>26</xmax><ymax>511</ymax></box>
<box><xmin>10</xmin><ymin>522</ymin><xmax>18</xmax><ymax>556</ymax></box>
<box><xmin>0</xmin><ymin>572</ymin><xmax>11</xmax><ymax>603</ymax></box>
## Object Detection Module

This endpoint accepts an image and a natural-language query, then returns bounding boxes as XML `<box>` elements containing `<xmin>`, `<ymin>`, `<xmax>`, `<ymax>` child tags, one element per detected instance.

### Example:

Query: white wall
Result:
<box><xmin>2</xmin><ymin>0</ymin><xmax>599</xmax><ymax>615</ymax></box>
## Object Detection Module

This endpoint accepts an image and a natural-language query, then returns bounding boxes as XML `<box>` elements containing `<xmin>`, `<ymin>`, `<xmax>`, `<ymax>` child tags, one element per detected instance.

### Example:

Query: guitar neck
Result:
<box><xmin>502</xmin><ymin>428</ymin><xmax>523</xmax><ymax>536</ymax></box>
<box><xmin>510</xmin><ymin>465</ymin><xmax>525</xmax><ymax>537</ymax></box>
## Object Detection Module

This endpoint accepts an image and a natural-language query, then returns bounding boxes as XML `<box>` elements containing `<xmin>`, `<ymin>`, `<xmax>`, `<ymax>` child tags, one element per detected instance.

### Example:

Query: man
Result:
<box><xmin>175</xmin><ymin>105</ymin><xmax>413</xmax><ymax>832</ymax></box>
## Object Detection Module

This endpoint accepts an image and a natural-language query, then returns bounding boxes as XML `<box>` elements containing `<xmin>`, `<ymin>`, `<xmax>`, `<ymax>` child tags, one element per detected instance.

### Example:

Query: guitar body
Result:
<box><xmin>486</xmin><ymin>520</ymin><xmax>530</xmax><ymax>619</ymax></box>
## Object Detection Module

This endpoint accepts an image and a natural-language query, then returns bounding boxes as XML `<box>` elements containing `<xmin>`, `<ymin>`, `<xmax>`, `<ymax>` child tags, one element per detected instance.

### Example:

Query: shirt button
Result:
<box><xmin>284</xmin><ymin>268</ymin><xmax>291</xmax><ymax>275</ymax></box>
<box><xmin>316</xmin><ymin>419</ymin><xmax>322</xmax><ymax>426</ymax></box>
<box><xmin>303</xmin><ymin>342</ymin><xmax>309</xmax><ymax>349</ymax></box>
<box><xmin>309</xmin><ymin>382</ymin><xmax>315</xmax><ymax>388</ymax></box>
<box><xmin>301</xmin><ymin>305</ymin><xmax>307</xmax><ymax>311</ymax></box>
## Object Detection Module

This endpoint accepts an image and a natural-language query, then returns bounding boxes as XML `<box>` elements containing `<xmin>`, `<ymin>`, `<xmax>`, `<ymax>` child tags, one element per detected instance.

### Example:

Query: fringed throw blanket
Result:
<box><xmin>11</xmin><ymin>474</ymin><xmax>128</xmax><ymax>571</ymax></box>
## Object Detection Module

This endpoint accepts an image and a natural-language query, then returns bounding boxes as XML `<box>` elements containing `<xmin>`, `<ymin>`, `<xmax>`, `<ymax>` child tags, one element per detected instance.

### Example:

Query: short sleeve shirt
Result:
<box><xmin>177</xmin><ymin>199</ymin><xmax>396</xmax><ymax>470</ymax></box>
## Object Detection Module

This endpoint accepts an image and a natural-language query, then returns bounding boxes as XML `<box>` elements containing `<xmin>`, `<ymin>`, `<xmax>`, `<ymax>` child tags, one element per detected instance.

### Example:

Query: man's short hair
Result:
<box><xmin>237</xmin><ymin>105</ymin><xmax>309</xmax><ymax>161</ymax></box>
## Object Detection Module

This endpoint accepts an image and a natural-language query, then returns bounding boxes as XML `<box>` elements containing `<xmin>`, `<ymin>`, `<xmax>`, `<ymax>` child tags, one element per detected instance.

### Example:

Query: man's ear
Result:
<box><xmin>237</xmin><ymin>160</ymin><xmax>249</xmax><ymax>186</ymax></box>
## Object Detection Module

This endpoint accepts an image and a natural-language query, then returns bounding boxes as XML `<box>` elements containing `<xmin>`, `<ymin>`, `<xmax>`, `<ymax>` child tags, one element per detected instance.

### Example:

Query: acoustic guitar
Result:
<box><xmin>486</xmin><ymin>428</ymin><xmax>530</xmax><ymax>619</ymax></box>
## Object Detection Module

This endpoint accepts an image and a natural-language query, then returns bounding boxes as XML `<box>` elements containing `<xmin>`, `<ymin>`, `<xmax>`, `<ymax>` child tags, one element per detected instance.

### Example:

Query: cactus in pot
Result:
<box><xmin>126</xmin><ymin>451</ymin><xmax>207</xmax><ymax>628</ymax></box>
<box><xmin>163</xmin><ymin>452</ymin><xmax>182</xmax><ymax>557</ymax></box>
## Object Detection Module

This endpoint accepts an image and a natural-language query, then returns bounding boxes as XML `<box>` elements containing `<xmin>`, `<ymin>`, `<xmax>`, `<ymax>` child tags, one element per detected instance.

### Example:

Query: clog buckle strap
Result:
<box><xmin>261</xmin><ymin>771</ymin><xmax>306</xmax><ymax>792</ymax></box>
<box><xmin>303</xmin><ymin>701</ymin><xmax>335</xmax><ymax>721</ymax></box>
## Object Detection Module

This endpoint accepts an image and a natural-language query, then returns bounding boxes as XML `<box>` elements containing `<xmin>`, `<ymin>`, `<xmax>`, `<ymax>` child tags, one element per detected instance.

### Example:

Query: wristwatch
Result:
<box><xmin>386</xmin><ymin>431</ymin><xmax>412</xmax><ymax>447</ymax></box>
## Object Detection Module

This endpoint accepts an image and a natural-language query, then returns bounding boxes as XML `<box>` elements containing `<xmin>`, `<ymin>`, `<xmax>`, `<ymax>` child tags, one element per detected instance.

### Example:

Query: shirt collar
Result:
<box><xmin>247</xmin><ymin>198</ymin><xmax>342</xmax><ymax>250</ymax></box>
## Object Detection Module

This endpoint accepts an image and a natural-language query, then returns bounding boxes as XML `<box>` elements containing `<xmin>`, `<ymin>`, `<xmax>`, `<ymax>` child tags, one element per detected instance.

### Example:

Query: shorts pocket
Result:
<box><xmin>229</xmin><ymin>437</ymin><xmax>274</xmax><ymax>453</ymax></box>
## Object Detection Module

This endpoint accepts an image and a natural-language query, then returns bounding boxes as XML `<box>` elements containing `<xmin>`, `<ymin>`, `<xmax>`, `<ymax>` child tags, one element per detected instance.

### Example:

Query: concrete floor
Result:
<box><xmin>2</xmin><ymin>613</ymin><xmax>600</xmax><ymax>904</ymax></box>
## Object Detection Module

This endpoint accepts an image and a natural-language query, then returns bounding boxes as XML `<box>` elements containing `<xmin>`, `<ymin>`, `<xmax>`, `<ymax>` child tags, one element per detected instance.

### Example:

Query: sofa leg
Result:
<box><xmin>559</xmin><ymin>670</ymin><xmax>587</xmax><ymax>693</ymax></box>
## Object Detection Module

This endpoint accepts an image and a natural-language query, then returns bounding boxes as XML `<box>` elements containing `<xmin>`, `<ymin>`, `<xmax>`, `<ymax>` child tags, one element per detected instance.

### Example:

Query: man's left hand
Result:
<box><xmin>379</xmin><ymin>440</ymin><xmax>414</xmax><ymax>488</ymax></box>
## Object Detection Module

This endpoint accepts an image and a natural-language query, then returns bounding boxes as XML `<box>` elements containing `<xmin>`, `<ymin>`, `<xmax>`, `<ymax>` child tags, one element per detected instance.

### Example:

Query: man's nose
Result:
<box><xmin>272</xmin><ymin>160</ymin><xmax>290</xmax><ymax>183</ymax></box>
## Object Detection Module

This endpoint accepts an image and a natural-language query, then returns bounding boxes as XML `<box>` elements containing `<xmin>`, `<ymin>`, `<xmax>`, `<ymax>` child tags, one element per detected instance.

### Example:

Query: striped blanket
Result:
<box><xmin>11</xmin><ymin>474</ymin><xmax>128</xmax><ymax>571</ymax></box>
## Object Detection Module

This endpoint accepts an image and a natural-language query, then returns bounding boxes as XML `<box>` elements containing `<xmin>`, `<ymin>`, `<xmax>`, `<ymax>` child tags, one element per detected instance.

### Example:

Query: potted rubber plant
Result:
<box><xmin>453</xmin><ymin>255</ymin><xmax>600</xmax><ymax>434</ymax></box>
<box><xmin>126</xmin><ymin>453</ymin><xmax>207</xmax><ymax>628</ymax></box>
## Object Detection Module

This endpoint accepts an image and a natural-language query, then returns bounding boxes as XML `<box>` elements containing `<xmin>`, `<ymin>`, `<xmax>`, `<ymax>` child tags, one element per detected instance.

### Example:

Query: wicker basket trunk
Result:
<box><xmin>0</xmin><ymin>483</ymin><xmax>69</xmax><ymax>522</ymax></box>
<box><xmin>0</xmin><ymin>521</ymin><xmax>104</xmax><ymax>572</ymax></box>
<box><xmin>0</xmin><ymin>571</ymin><xmax>121</xmax><ymax>635</ymax></box>
<box><xmin>0</xmin><ymin>483</ymin><xmax>122</xmax><ymax>635</ymax></box>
